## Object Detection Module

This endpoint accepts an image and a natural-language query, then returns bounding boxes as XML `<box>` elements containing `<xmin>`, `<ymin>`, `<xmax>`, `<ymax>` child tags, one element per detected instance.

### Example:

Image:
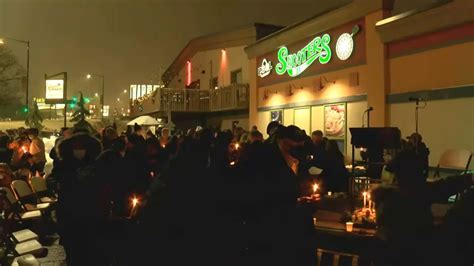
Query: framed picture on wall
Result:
<box><xmin>270</xmin><ymin>109</ymin><xmax>283</xmax><ymax>124</ymax></box>
<box><xmin>324</xmin><ymin>103</ymin><xmax>346</xmax><ymax>139</ymax></box>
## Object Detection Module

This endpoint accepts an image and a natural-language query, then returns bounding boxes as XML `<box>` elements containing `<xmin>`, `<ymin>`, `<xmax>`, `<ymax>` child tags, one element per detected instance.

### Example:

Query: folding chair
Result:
<box><xmin>0</xmin><ymin>210</ymin><xmax>43</xmax><ymax>261</ymax></box>
<box><xmin>434</xmin><ymin>149</ymin><xmax>472</xmax><ymax>178</ymax></box>
<box><xmin>11</xmin><ymin>180</ymin><xmax>50</xmax><ymax>211</ymax></box>
<box><xmin>0</xmin><ymin>187</ymin><xmax>42</xmax><ymax>222</ymax></box>
<box><xmin>29</xmin><ymin>176</ymin><xmax>56</xmax><ymax>204</ymax></box>
<box><xmin>317</xmin><ymin>248</ymin><xmax>361</xmax><ymax>266</ymax></box>
<box><xmin>432</xmin><ymin>149</ymin><xmax>472</xmax><ymax>201</ymax></box>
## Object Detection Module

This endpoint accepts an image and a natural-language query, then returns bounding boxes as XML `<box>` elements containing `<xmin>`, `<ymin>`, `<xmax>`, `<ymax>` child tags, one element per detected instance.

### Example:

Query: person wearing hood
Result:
<box><xmin>51</xmin><ymin>132</ymin><xmax>105</xmax><ymax>266</ymax></box>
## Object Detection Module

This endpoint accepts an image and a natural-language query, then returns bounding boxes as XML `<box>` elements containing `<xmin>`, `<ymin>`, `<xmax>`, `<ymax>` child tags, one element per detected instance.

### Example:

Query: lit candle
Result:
<box><xmin>363</xmin><ymin>191</ymin><xmax>367</xmax><ymax>208</ymax></box>
<box><xmin>229</xmin><ymin>161</ymin><xmax>236</xmax><ymax>166</ymax></box>
<box><xmin>368</xmin><ymin>193</ymin><xmax>372</xmax><ymax>210</ymax></box>
<box><xmin>129</xmin><ymin>196</ymin><xmax>139</xmax><ymax>218</ymax></box>
<box><xmin>235</xmin><ymin>143</ymin><xmax>240</xmax><ymax>150</ymax></box>
<box><xmin>312</xmin><ymin>183</ymin><xmax>319</xmax><ymax>194</ymax></box>
<box><xmin>346</xmin><ymin>222</ymin><xmax>354</xmax><ymax>232</ymax></box>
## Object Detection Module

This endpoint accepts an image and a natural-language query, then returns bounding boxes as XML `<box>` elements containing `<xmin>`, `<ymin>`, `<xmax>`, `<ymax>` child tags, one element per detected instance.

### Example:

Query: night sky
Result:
<box><xmin>0</xmin><ymin>0</ymin><xmax>436</xmax><ymax>109</ymax></box>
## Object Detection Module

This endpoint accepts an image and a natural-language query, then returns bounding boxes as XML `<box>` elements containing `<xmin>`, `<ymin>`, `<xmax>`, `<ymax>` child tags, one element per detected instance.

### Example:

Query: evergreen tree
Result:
<box><xmin>70</xmin><ymin>92</ymin><xmax>90</xmax><ymax>122</ymax></box>
<box><xmin>25</xmin><ymin>99</ymin><xmax>43</xmax><ymax>131</ymax></box>
<box><xmin>70</xmin><ymin>92</ymin><xmax>96</xmax><ymax>133</ymax></box>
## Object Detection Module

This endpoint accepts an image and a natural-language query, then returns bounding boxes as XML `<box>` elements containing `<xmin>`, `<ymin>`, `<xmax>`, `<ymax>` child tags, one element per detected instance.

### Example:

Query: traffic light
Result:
<box><xmin>69</xmin><ymin>96</ymin><xmax>78</xmax><ymax>108</ymax></box>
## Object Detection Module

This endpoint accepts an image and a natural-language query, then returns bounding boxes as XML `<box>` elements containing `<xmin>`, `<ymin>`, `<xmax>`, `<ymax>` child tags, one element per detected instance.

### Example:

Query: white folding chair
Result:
<box><xmin>11</xmin><ymin>180</ymin><xmax>50</xmax><ymax>211</ymax></box>
<box><xmin>0</xmin><ymin>187</ymin><xmax>42</xmax><ymax>221</ymax></box>
<box><xmin>317</xmin><ymin>248</ymin><xmax>360</xmax><ymax>266</ymax></box>
<box><xmin>30</xmin><ymin>176</ymin><xmax>56</xmax><ymax>203</ymax></box>
<box><xmin>434</xmin><ymin>149</ymin><xmax>472</xmax><ymax>178</ymax></box>
<box><xmin>432</xmin><ymin>149</ymin><xmax>472</xmax><ymax>201</ymax></box>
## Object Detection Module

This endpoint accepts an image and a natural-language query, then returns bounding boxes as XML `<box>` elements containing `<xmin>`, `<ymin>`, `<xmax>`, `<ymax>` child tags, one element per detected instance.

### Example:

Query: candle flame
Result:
<box><xmin>229</xmin><ymin>161</ymin><xmax>236</xmax><ymax>166</ymax></box>
<box><xmin>21</xmin><ymin>146</ymin><xmax>28</xmax><ymax>153</ymax></box>
<box><xmin>363</xmin><ymin>191</ymin><xmax>367</xmax><ymax>197</ymax></box>
<box><xmin>131</xmin><ymin>197</ymin><xmax>139</xmax><ymax>207</ymax></box>
<box><xmin>312</xmin><ymin>183</ymin><xmax>319</xmax><ymax>193</ymax></box>
<box><xmin>235</xmin><ymin>143</ymin><xmax>239</xmax><ymax>150</ymax></box>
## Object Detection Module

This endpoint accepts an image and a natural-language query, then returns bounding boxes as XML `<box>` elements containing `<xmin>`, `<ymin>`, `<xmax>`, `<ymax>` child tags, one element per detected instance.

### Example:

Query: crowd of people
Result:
<box><xmin>0</xmin><ymin>122</ymin><xmax>472</xmax><ymax>265</ymax></box>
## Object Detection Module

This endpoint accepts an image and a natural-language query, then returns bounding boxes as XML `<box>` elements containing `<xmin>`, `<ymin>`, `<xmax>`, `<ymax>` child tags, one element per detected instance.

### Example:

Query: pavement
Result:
<box><xmin>36</xmin><ymin>239</ymin><xmax>66</xmax><ymax>266</ymax></box>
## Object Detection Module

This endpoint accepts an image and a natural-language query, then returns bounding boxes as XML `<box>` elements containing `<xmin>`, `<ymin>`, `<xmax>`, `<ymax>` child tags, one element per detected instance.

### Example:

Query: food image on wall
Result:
<box><xmin>271</xmin><ymin>110</ymin><xmax>283</xmax><ymax>124</ymax></box>
<box><xmin>324</xmin><ymin>104</ymin><xmax>346</xmax><ymax>138</ymax></box>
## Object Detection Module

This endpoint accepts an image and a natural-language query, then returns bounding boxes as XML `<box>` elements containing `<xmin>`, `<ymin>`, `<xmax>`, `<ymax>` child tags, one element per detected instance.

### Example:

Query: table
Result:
<box><xmin>312</xmin><ymin>215</ymin><xmax>381</xmax><ymax>265</ymax></box>
<box><xmin>314</xmin><ymin>220</ymin><xmax>376</xmax><ymax>238</ymax></box>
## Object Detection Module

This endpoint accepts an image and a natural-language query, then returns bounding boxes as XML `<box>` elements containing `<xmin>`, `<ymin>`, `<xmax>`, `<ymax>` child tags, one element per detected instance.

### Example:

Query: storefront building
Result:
<box><xmin>130</xmin><ymin>23</ymin><xmax>282</xmax><ymax>131</ymax></box>
<box><xmin>245</xmin><ymin>0</ymin><xmax>473</xmax><ymax>167</ymax></box>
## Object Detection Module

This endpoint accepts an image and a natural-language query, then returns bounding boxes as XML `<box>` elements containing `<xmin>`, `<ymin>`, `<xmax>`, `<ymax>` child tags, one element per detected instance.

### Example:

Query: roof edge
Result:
<box><xmin>161</xmin><ymin>23</ymin><xmax>282</xmax><ymax>85</ymax></box>
<box><xmin>244</xmin><ymin>0</ymin><xmax>394</xmax><ymax>58</ymax></box>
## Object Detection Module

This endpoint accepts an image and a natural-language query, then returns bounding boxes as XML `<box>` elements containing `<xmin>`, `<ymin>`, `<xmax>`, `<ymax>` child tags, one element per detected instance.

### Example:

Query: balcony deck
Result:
<box><xmin>130</xmin><ymin>83</ymin><xmax>248</xmax><ymax>116</ymax></box>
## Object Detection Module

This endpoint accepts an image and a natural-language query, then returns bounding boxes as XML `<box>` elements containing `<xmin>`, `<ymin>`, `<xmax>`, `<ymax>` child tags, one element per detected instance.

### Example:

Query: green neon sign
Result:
<box><xmin>275</xmin><ymin>33</ymin><xmax>332</xmax><ymax>77</ymax></box>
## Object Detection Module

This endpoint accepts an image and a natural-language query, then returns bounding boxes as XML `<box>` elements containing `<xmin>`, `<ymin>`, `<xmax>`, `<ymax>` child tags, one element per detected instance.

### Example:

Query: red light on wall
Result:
<box><xmin>220</xmin><ymin>49</ymin><xmax>227</xmax><ymax>85</ymax></box>
<box><xmin>186</xmin><ymin>61</ymin><xmax>192</xmax><ymax>87</ymax></box>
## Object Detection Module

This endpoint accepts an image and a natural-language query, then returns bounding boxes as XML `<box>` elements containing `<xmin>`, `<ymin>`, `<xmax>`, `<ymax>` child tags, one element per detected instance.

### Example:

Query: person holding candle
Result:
<box><xmin>8</xmin><ymin>135</ymin><xmax>30</xmax><ymax>171</ymax></box>
<box><xmin>244</xmin><ymin>125</ymin><xmax>316</xmax><ymax>265</ymax></box>
<box><xmin>27</xmin><ymin>128</ymin><xmax>46</xmax><ymax>174</ymax></box>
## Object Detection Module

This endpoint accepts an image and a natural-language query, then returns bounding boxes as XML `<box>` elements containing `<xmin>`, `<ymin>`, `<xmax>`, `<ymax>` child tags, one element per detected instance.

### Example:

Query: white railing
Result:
<box><xmin>130</xmin><ymin>83</ymin><xmax>248</xmax><ymax>115</ymax></box>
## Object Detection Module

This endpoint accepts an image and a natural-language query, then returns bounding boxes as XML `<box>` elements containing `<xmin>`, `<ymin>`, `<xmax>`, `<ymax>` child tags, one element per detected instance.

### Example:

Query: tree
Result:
<box><xmin>70</xmin><ymin>92</ymin><xmax>96</xmax><ymax>133</ymax></box>
<box><xmin>70</xmin><ymin>92</ymin><xmax>90</xmax><ymax>123</ymax></box>
<box><xmin>25</xmin><ymin>99</ymin><xmax>43</xmax><ymax>131</ymax></box>
<box><xmin>0</xmin><ymin>46</ymin><xmax>25</xmax><ymax>117</ymax></box>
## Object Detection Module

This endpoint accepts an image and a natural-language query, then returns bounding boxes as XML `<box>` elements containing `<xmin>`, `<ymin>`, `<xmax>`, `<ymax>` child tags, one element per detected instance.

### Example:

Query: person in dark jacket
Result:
<box><xmin>246</xmin><ymin>125</ymin><xmax>315</xmax><ymax>266</ymax></box>
<box><xmin>373</xmin><ymin>150</ymin><xmax>472</xmax><ymax>266</ymax></box>
<box><xmin>95</xmin><ymin>136</ymin><xmax>134</xmax><ymax>217</ymax></box>
<box><xmin>264</xmin><ymin>121</ymin><xmax>280</xmax><ymax>144</ymax></box>
<box><xmin>320</xmin><ymin>139</ymin><xmax>349</xmax><ymax>192</ymax></box>
<box><xmin>0</xmin><ymin>134</ymin><xmax>13</xmax><ymax>165</ymax></box>
<box><xmin>51</xmin><ymin>132</ymin><xmax>105</xmax><ymax>266</ymax></box>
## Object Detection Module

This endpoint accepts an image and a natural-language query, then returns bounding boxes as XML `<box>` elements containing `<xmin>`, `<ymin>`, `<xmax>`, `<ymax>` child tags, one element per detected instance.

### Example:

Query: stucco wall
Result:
<box><xmin>389</xmin><ymin>42</ymin><xmax>474</xmax><ymax>94</ymax></box>
<box><xmin>167</xmin><ymin>45</ymin><xmax>249</xmax><ymax>89</ymax></box>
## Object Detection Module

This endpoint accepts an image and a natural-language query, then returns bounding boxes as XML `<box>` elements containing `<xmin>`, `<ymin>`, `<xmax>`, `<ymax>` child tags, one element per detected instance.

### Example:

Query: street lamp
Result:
<box><xmin>0</xmin><ymin>37</ymin><xmax>30</xmax><ymax>111</ymax></box>
<box><xmin>86</xmin><ymin>73</ymin><xmax>105</xmax><ymax>118</ymax></box>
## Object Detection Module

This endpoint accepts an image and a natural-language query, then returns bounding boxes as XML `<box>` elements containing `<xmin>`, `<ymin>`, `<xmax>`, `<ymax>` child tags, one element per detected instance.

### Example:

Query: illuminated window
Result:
<box><xmin>231</xmin><ymin>69</ymin><xmax>242</xmax><ymax>84</ymax></box>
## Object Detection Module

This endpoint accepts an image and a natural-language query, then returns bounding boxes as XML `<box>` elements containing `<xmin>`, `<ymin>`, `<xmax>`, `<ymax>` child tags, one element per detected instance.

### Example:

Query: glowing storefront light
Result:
<box><xmin>261</xmin><ymin>24</ymin><xmax>360</xmax><ymax>79</ymax></box>
<box><xmin>276</xmin><ymin>33</ymin><xmax>332</xmax><ymax>77</ymax></box>
<box><xmin>336</xmin><ymin>25</ymin><xmax>359</xmax><ymax>61</ymax></box>
<box><xmin>257</xmin><ymin>59</ymin><xmax>272</xmax><ymax>78</ymax></box>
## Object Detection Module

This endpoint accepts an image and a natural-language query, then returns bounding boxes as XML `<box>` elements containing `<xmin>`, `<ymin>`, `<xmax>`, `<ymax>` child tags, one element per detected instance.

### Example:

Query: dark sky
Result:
<box><xmin>0</xmin><ymin>0</ymin><xmax>435</xmax><ymax>109</ymax></box>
